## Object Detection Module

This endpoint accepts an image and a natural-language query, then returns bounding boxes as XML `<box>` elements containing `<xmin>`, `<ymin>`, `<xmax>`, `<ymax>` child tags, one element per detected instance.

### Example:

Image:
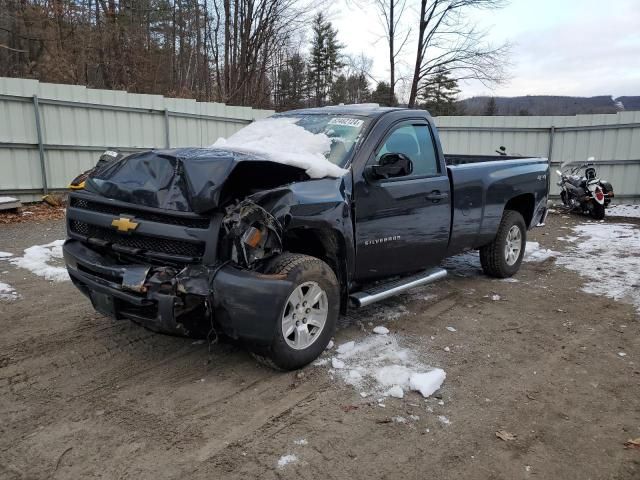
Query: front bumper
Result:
<box><xmin>63</xmin><ymin>239</ymin><xmax>293</xmax><ymax>343</ymax></box>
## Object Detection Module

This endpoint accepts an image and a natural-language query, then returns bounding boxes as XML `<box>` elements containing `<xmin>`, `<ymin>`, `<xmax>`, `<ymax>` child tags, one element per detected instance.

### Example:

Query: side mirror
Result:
<box><xmin>367</xmin><ymin>153</ymin><xmax>413</xmax><ymax>180</ymax></box>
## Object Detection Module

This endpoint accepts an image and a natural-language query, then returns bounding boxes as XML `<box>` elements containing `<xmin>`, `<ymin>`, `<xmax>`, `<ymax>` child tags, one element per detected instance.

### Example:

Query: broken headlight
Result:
<box><xmin>222</xmin><ymin>200</ymin><xmax>283</xmax><ymax>268</ymax></box>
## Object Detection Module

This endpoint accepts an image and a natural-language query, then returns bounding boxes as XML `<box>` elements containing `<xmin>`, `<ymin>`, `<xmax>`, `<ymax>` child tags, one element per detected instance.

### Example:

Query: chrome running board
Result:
<box><xmin>349</xmin><ymin>267</ymin><xmax>447</xmax><ymax>308</ymax></box>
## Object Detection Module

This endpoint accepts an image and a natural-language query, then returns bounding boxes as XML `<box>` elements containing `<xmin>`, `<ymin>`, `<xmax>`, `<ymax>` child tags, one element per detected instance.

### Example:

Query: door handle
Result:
<box><xmin>426</xmin><ymin>190</ymin><xmax>449</xmax><ymax>202</ymax></box>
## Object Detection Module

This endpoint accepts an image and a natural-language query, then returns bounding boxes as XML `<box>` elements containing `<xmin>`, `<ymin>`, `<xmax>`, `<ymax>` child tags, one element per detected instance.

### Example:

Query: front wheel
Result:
<box><xmin>590</xmin><ymin>202</ymin><xmax>605</xmax><ymax>220</ymax></box>
<box><xmin>251</xmin><ymin>253</ymin><xmax>339</xmax><ymax>370</ymax></box>
<box><xmin>480</xmin><ymin>210</ymin><xmax>527</xmax><ymax>278</ymax></box>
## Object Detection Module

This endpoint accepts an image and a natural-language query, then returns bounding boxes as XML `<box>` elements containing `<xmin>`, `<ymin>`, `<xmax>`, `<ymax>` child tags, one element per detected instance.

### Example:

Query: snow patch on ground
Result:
<box><xmin>373</xmin><ymin>326</ymin><xmax>389</xmax><ymax>335</ymax></box>
<box><xmin>10</xmin><ymin>240</ymin><xmax>69</xmax><ymax>282</ymax></box>
<box><xmin>438</xmin><ymin>415</ymin><xmax>451</xmax><ymax>425</ymax></box>
<box><xmin>409</xmin><ymin>369</ymin><xmax>447</xmax><ymax>397</ymax></box>
<box><xmin>0</xmin><ymin>281</ymin><xmax>19</xmax><ymax>301</ymax></box>
<box><xmin>524</xmin><ymin>241</ymin><xmax>559</xmax><ymax>262</ymax></box>
<box><xmin>331</xmin><ymin>358</ymin><xmax>345</xmax><ymax>369</ymax></box>
<box><xmin>277</xmin><ymin>454</ymin><xmax>298</xmax><ymax>468</ymax></box>
<box><xmin>212</xmin><ymin>117</ymin><xmax>347</xmax><ymax>179</ymax></box>
<box><xmin>385</xmin><ymin>385</ymin><xmax>404</xmax><ymax>398</ymax></box>
<box><xmin>336</xmin><ymin>341</ymin><xmax>355</xmax><ymax>354</ymax></box>
<box><xmin>324</xmin><ymin>334</ymin><xmax>445</xmax><ymax>398</ymax></box>
<box><xmin>500</xmin><ymin>277</ymin><xmax>519</xmax><ymax>283</ymax></box>
<box><xmin>557</xmin><ymin>235</ymin><xmax>579</xmax><ymax>243</ymax></box>
<box><xmin>0</xmin><ymin>252</ymin><xmax>12</xmax><ymax>258</ymax></box>
<box><xmin>370</xmin><ymin>303</ymin><xmax>411</xmax><ymax>322</ymax></box>
<box><xmin>607</xmin><ymin>204</ymin><xmax>640</xmax><ymax>219</ymax></box>
<box><xmin>556</xmin><ymin>223</ymin><xmax>640</xmax><ymax>312</ymax></box>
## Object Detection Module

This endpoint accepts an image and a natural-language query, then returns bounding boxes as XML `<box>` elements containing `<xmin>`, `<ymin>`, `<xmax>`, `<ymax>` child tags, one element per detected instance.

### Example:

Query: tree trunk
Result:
<box><xmin>389</xmin><ymin>0</ymin><xmax>395</xmax><ymax>106</ymax></box>
<box><xmin>408</xmin><ymin>0</ymin><xmax>427</xmax><ymax>108</ymax></box>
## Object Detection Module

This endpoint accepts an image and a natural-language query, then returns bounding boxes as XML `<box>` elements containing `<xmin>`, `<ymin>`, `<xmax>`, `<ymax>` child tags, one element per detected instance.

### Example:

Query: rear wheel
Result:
<box><xmin>251</xmin><ymin>253</ymin><xmax>339</xmax><ymax>370</ymax></box>
<box><xmin>480</xmin><ymin>210</ymin><xmax>527</xmax><ymax>278</ymax></box>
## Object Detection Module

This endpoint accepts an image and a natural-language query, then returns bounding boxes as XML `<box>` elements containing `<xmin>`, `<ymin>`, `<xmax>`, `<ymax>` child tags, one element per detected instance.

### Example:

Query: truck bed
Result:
<box><xmin>444</xmin><ymin>155</ymin><xmax>550</xmax><ymax>256</ymax></box>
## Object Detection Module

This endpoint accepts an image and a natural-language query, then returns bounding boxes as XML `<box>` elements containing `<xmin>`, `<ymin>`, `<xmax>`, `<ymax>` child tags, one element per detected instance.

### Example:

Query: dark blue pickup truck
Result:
<box><xmin>63</xmin><ymin>105</ymin><xmax>549</xmax><ymax>369</ymax></box>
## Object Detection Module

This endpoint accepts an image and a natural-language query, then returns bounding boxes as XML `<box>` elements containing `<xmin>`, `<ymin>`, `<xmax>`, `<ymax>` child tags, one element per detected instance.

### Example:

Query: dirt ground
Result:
<box><xmin>1</xmin><ymin>212</ymin><xmax>639</xmax><ymax>479</ymax></box>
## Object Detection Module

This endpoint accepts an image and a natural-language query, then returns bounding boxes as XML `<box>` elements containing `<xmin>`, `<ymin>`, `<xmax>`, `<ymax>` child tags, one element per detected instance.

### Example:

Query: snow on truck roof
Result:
<box><xmin>279</xmin><ymin>103</ymin><xmax>404</xmax><ymax>118</ymax></box>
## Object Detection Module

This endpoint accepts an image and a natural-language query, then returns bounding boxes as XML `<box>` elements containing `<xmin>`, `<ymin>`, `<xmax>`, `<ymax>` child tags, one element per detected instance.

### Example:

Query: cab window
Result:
<box><xmin>376</xmin><ymin>124</ymin><xmax>440</xmax><ymax>176</ymax></box>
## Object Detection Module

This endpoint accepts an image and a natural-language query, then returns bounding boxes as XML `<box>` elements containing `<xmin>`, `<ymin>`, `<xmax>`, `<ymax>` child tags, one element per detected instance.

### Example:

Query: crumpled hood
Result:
<box><xmin>85</xmin><ymin>148</ymin><xmax>308</xmax><ymax>214</ymax></box>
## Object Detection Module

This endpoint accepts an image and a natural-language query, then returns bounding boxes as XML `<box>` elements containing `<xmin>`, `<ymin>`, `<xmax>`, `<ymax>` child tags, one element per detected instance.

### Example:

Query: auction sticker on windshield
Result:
<box><xmin>328</xmin><ymin>117</ymin><xmax>364</xmax><ymax>128</ymax></box>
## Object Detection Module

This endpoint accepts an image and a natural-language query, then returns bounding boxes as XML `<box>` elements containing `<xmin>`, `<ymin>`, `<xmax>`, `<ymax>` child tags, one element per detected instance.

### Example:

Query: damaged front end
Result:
<box><xmin>64</xmin><ymin>147</ymin><xmax>352</xmax><ymax>344</ymax></box>
<box><xmin>63</xmin><ymin>239</ymin><xmax>294</xmax><ymax>342</ymax></box>
<box><xmin>63</xmin><ymin>192</ymin><xmax>294</xmax><ymax>342</ymax></box>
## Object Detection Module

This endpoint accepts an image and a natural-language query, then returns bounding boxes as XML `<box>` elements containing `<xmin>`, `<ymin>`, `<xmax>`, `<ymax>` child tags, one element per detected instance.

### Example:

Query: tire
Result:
<box><xmin>590</xmin><ymin>202</ymin><xmax>605</xmax><ymax>220</ymax></box>
<box><xmin>480</xmin><ymin>210</ymin><xmax>527</xmax><ymax>278</ymax></box>
<box><xmin>250</xmin><ymin>253</ymin><xmax>339</xmax><ymax>371</ymax></box>
<box><xmin>560</xmin><ymin>190</ymin><xmax>568</xmax><ymax>206</ymax></box>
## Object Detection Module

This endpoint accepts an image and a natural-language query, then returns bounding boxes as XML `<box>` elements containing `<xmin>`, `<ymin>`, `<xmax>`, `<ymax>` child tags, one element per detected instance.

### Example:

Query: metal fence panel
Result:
<box><xmin>435</xmin><ymin>111</ymin><xmax>640</xmax><ymax>202</ymax></box>
<box><xmin>0</xmin><ymin>77</ymin><xmax>274</xmax><ymax>201</ymax></box>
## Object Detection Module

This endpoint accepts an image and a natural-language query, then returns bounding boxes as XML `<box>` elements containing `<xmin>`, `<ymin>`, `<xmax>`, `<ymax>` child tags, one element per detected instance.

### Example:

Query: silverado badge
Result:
<box><xmin>364</xmin><ymin>235</ymin><xmax>401</xmax><ymax>246</ymax></box>
<box><xmin>111</xmin><ymin>216</ymin><xmax>139</xmax><ymax>233</ymax></box>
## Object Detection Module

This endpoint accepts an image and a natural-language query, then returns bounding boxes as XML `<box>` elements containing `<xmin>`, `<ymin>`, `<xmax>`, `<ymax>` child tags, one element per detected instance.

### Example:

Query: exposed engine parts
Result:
<box><xmin>222</xmin><ymin>199</ymin><xmax>283</xmax><ymax>268</ymax></box>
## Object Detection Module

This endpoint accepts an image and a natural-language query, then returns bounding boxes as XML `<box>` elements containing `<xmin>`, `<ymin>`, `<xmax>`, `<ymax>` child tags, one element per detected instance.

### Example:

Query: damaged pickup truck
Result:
<box><xmin>63</xmin><ymin>105</ymin><xmax>549</xmax><ymax>370</ymax></box>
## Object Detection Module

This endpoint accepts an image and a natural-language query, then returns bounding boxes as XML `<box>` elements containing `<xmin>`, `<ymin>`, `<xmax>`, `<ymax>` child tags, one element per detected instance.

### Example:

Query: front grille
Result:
<box><xmin>70</xmin><ymin>197</ymin><xmax>210</xmax><ymax>229</ymax></box>
<box><xmin>70</xmin><ymin>220</ymin><xmax>205</xmax><ymax>258</ymax></box>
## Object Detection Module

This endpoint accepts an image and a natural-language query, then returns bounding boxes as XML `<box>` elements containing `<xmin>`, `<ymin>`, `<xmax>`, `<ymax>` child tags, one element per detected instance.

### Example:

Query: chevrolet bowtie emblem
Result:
<box><xmin>111</xmin><ymin>216</ymin><xmax>139</xmax><ymax>233</ymax></box>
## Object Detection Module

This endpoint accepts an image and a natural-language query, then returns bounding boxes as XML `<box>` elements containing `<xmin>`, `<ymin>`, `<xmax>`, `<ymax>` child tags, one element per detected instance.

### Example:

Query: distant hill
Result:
<box><xmin>616</xmin><ymin>96</ymin><xmax>640</xmax><ymax>110</ymax></box>
<box><xmin>456</xmin><ymin>95</ymin><xmax>640</xmax><ymax>116</ymax></box>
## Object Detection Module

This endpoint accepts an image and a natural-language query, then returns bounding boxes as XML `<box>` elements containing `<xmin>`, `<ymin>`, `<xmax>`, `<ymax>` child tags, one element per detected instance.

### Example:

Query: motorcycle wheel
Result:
<box><xmin>560</xmin><ymin>190</ymin><xmax>568</xmax><ymax>206</ymax></box>
<box><xmin>590</xmin><ymin>202</ymin><xmax>605</xmax><ymax>220</ymax></box>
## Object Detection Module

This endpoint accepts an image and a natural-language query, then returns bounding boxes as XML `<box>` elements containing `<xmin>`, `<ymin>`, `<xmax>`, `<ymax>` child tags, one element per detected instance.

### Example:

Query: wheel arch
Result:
<box><xmin>504</xmin><ymin>193</ymin><xmax>535</xmax><ymax>228</ymax></box>
<box><xmin>281</xmin><ymin>227</ymin><xmax>349</xmax><ymax>313</ymax></box>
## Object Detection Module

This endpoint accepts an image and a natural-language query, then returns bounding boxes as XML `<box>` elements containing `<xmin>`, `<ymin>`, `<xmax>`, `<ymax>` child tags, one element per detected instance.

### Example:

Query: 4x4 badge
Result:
<box><xmin>111</xmin><ymin>216</ymin><xmax>139</xmax><ymax>233</ymax></box>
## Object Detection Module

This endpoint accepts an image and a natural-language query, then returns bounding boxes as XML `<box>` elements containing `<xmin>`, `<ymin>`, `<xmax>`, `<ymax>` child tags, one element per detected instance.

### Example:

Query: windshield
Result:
<box><xmin>279</xmin><ymin>114</ymin><xmax>370</xmax><ymax>167</ymax></box>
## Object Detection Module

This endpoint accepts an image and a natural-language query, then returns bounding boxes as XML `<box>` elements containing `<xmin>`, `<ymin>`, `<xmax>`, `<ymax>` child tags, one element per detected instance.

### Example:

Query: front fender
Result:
<box><xmin>244</xmin><ymin>176</ymin><xmax>356</xmax><ymax>286</ymax></box>
<box><xmin>212</xmin><ymin>266</ymin><xmax>294</xmax><ymax>344</ymax></box>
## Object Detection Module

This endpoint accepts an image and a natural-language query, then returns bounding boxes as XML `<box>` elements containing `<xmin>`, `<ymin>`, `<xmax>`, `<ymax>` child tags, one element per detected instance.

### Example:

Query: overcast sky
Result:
<box><xmin>331</xmin><ymin>0</ymin><xmax>640</xmax><ymax>100</ymax></box>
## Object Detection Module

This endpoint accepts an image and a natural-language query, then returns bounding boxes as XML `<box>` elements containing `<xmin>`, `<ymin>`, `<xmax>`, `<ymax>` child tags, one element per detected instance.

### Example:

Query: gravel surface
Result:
<box><xmin>1</xmin><ymin>213</ymin><xmax>639</xmax><ymax>479</ymax></box>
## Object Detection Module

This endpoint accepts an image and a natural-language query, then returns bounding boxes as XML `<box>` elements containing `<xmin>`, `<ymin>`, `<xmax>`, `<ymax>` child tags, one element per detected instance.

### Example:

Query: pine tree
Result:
<box><xmin>419</xmin><ymin>69</ymin><xmax>460</xmax><ymax>116</ymax></box>
<box><xmin>278</xmin><ymin>53</ymin><xmax>308</xmax><ymax>110</ymax></box>
<box><xmin>330</xmin><ymin>74</ymin><xmax>348</xmax><ymax>104</ymax></box>
<box><xmin>346</xmin><ymin>73</ymin><xmax>370</xmax><ymax>104</ymax></box>
<box><xmin>309</xmin><ymin>13</ymin><xmax>344</xmax><ymax>106</ymax></box>
<box><xmin>371</xmin><ymin>82</ymin><xmax>397</xmax><ymax>107</ymax></box>
<box><xmin>485</xmin><ymin>97</ymin><xmax>497</xmax><ymax>115</ymax></box>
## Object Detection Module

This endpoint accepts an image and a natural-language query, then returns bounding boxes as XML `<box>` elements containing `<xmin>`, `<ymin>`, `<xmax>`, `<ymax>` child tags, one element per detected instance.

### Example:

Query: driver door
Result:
<box><xmin>354</xmin><ymin>121</ymin><xmax>451</xmax><ymax>280</ymax></box>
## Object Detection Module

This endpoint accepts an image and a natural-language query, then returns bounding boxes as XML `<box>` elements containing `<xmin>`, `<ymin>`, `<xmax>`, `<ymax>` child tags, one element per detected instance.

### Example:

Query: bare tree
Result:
<box><xmin>372</xmin><ymin>0</ymin><xmax>411</xmax><ymax>106</ymax></box>
<box><xmin>343</xmin><ymin>52</ymin><xmax>374</xmax><ymax>81</ymax></box>
<box><xmin>214</xmin><ymin>0</ymin><xmax>319</xmax><ymax>106</ymax></box>
<box><xmin>351</xmin><ymin>0</ymin><xmax>409</xmax><ymax>105</ymax></box>
<box><xmin>0</xmin><ymin>0</ymin><xmax>327</xmax><ymax>108</ymax></box>
<box><xmin>408</xmin><ymin>0</ymin><xmax>510</xmax><ymax>108</ymax></box>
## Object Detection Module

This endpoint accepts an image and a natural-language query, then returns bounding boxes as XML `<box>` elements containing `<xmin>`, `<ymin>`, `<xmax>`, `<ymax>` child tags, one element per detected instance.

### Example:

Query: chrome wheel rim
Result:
<box><xmin>281</xmin><ymin>281</ymin><xmax>328</xmax><ymax>350</ymax></box>
<box><xmin>504</xmin><ymin>225</ymin><xmax>522</xmax><ymax>266</ymax></box>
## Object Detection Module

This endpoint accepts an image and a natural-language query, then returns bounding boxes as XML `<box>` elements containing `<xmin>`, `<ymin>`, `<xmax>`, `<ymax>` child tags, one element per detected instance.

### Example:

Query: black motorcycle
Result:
<box><xmin>556</xmin><ymin>160</ymin><xmax>614</xmax><ymax>219</ymax></box>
